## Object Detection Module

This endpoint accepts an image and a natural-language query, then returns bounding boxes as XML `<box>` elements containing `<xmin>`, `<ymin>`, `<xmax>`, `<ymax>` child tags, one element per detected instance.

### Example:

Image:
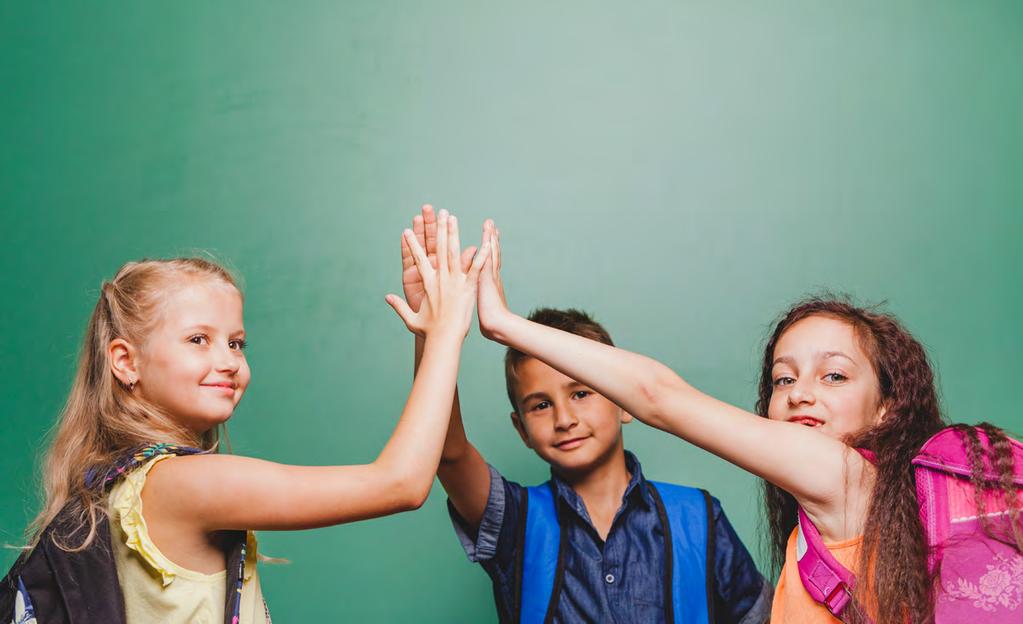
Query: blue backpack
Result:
<box><xmin>517</xmin><ymin>481</ymin><xmax>715</xmax><ymax>624</ymax></box>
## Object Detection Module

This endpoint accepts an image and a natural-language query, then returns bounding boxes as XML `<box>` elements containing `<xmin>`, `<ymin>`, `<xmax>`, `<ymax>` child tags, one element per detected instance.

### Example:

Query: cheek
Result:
<box><xmin>235</xmin><ymin>362</ymin><xmax>252</xmax><ymax>397</ymax></box>
<box><xmin>766</xmin><ymin>391</ymin><xmax>787</xmax><ymax>420</ymax></box>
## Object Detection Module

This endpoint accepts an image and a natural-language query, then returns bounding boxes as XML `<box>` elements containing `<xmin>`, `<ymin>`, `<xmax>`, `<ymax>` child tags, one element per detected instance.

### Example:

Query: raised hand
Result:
<box><xmin>388</xmin><ymin>209</ymin><xmax>489</xmax><ymax>338</ymax></box>
<box><xmin>401</xmin><ymin>205</ymin><xmax>478</xmax><ymax>314</ymax></box>
<box><xmin>477</xmin><ymin>219</ymin><xmax>512</xmax><ymax>340</ymax></box>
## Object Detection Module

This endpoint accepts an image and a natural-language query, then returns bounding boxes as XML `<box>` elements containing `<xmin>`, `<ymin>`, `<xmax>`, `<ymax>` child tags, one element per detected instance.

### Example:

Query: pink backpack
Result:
<box><xmin>797</xmin><ymin>425</ymin><xmax>1023</xmax><ymax>623</ymax></box>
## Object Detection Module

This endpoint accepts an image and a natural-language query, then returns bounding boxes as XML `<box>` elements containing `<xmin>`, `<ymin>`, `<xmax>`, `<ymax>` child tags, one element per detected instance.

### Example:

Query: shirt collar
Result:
<box><xmin>549</xmin><ymin>450</ymin><xmax>650</xmax><ymax>519</ymax></box>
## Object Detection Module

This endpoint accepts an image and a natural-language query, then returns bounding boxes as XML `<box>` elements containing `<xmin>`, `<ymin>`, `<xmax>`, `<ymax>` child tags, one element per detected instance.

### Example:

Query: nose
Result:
<box><xmin>213</xmin><ymin>342</ymin><xmax>241</xmax><ymax>375</ymax></box>
<box><xmin>552</xmin><ymin>404</ymin><xmax>579</xmax><ymax>432</ymax></box>
<box><xmin>787</xmin><ymin>378</ymin><xmax>816</xmax><ymax>407</ymax></box>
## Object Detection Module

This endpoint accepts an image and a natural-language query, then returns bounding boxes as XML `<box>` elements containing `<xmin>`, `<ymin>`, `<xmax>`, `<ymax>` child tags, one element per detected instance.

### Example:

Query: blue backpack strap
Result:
<box><xmin>649</xmin><ymin>482</ymin><xmax>713</xmax><ymax>624</ymax></box>
<box><xmin>518</xmin><ymin>482</ymin><xmax>567</xmax><ymax>624</ymax></box>
<box><xmin>85</xmin><ymin>442</ymin><xmax>206</xmax><ymax>489</ymax></box>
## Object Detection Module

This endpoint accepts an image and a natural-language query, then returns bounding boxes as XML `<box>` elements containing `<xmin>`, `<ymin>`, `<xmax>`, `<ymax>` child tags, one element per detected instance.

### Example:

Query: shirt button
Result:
<box><xmin>605</xmin><ymin>573</ymin><xmax>615</xmax><ymax>584</ymax></box>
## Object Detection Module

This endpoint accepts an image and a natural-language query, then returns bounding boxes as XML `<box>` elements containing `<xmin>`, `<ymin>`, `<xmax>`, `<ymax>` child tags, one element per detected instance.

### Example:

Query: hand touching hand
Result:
<box><xmin>401</xmin><ymin>205</ymin><xmax>478</xmax><ymax>313</ymax></box>
<box><xmin>388</xmin><ymin>209</ymin><xmax>489</xmax><ymax>339</ymax></box>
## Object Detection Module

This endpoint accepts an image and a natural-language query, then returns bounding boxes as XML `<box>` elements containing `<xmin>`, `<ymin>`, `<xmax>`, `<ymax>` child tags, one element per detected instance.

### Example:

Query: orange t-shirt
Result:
<box><xmin>770</xmin><ymin>527</ymin><xmax>863</xmax><ymax>624</ymax></box>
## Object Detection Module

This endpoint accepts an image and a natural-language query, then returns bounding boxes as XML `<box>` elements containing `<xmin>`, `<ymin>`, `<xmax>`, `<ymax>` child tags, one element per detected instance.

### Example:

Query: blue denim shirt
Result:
<box><xmin>449</xmin><ymin>452</ymin><xmax>772</xmax><ymax>623</ymax></box>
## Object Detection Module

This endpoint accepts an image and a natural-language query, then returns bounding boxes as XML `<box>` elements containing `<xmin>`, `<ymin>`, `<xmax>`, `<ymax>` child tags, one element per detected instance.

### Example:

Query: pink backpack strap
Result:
<box><xmin>796</xmin><ymin>508</ymin><xmax>873</xmax><ymax>623</ymax></box>
<box><xmin>795</xmin><ymin>447</ymin><xmax>875</xmax><ymax>623</ymax></box>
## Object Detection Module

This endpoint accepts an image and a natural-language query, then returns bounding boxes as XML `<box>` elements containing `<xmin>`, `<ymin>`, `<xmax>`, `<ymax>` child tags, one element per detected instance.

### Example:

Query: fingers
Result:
<box><xmin>467</xmin><ymin>237</ymin><xmax>491</xmax><ymax>282</ymax></box>
<box><xmin>481</xmin><ymin>220</ymin><xmax>498</xmax><ymax>278</ymax></box>
<box><xmin>422</xmin><ymin>204</ymin><xmax>437</xmax><ymax>256</ymax></box>
<box><xmin>477</xmin><ymin>221</ymin><xmax>494</xmax><ymax>280</ymax></box>
<box><xmin>493</xmin><ymin>222</ymin><xmax>502</xmax><ymax>272</ymax></box>
<box><xmin>404</xmin><ymin>229</ymin><xmax>434</xmax><ymax>283</ymax></box>
<box><xmin>448</xmin><ymin>214</ymin><xmax>461</xmax><ymax>272</ymax></box>
<box><xmin>460</xmin><ymin>246</ymin><xmax>477</xmax><ymax>273</ymax></box>
<box><xmin>385</xmin><ymin>294</ymin><xmax>417</xmax><ymax>332</ymax></box>
<box><xmin>413</xmin><ymin>213</ymin><xmax>426</xmax><ymax>253</ymax></box>
<box><xmin>435</xmin><ymin>209</ymin><xmax>450</xmax><ymax>272</ymax></box>
<box><xmin>400</xmin><ymin>229</ymin><xmax>414</xmax><ymax>271</ymax></box>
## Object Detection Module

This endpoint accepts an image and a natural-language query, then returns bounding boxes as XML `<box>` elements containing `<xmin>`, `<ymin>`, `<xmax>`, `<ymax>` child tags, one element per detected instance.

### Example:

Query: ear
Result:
<box><xmin>619</xmin><ymin>409</ymin><xmax>634</xmax><ymax>424</ymax></box>
<box><xmin>510</xmin><ymin>411</ymin><xmax>533</xmax><ymax>449</ymax></box>
<box><xmin>874</xmin><ymin>402</ymin><xmax>888</xmax><ymax>426</ymax></box>
<box><xmin>108</xmin><ymin>338</ymin><xmax>140</xmax><ymax>388</ymax></box>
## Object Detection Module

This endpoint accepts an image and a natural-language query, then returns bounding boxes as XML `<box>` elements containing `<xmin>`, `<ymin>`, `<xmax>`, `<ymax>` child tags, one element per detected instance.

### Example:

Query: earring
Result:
<box><xmin>128</xmin><ymin>378</ymin><xmax>137</xmax><ymax>392</ymax></box>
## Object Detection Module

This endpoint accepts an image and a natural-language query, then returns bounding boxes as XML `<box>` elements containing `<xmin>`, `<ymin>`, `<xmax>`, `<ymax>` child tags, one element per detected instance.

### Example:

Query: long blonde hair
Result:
<box><xmin>28</xmin><ymin>257</ymin><xmax>241</xmax><ymax>551</ymax></box>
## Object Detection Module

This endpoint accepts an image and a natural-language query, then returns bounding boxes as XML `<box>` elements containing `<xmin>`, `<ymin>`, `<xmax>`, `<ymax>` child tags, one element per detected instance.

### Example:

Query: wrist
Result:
<box><xmin>423</xmin><ymin>325</ymin><xmax>467</xmax><ymax>347</ymax></box>
<box><xmin>482</xmin><ymin>308</ymin><xmax>518</xmax><ymax>344</ymax></box>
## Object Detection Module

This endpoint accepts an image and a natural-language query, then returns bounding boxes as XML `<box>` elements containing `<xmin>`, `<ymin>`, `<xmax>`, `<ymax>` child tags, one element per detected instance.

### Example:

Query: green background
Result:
<box><xmin>2</xmin><ymin>2</ymin><xmax>1021</xmax><ymax>621</ymax></box>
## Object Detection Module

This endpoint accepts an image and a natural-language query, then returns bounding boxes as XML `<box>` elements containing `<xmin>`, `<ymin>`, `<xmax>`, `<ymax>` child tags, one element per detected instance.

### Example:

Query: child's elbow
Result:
<box><xmin>636</xmin><ymin>366</ymin><xmax>687</xmax><ymax>427</ymax></box>
<box><xmin>395</xmin><ymin>487</ymin><xmax>429</xmax><ymax>512</ymax></box>
<box><xmin>389</xmin><ymin>474</ymin><xmax>432</xmax><ymax>512</ymax></box>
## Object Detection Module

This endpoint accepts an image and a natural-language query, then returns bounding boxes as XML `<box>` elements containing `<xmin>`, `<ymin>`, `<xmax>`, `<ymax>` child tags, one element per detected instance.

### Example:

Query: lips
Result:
<box><xmin>554</xmin><ymin>436</ymin><xmax>589</xmax><ymax>450</ymax></box>
<box><xmin>788</xmin><ymin>416</ymin><xmax>824</xmax><ymax>428</ymax></box>
<box><xmin>201</xmin><ymin>382</ymin><xmax>236</xmax><ymax>395</ymax></box>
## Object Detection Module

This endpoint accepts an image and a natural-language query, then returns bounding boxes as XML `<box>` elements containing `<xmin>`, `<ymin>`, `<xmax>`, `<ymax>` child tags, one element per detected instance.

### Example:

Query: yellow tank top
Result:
<box><xmin>770</xmin><ymin>527</ymin><xmax>863</xmax><ymax>624</ymax></box>
<box><xmin>107</xmin><ymin>454</ymin><xmax>268</xmax><ymax>624</ymax></box>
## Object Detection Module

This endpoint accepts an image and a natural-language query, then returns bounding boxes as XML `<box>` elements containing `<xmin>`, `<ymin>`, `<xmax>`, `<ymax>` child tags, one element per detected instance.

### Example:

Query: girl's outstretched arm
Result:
<box><xmin>144</xmin><ymin>210</ymin><xmax>491</xmax><ymax>531</ymax></box>
<box><xmin>403</xmin><ymin>205</ymin><xmax>491</xmax><ymax>530</ymax></box>
<box><xmin>475</xmin><ymin>224</ymin><xmax>872</xmax><ymax>539</ymax></box>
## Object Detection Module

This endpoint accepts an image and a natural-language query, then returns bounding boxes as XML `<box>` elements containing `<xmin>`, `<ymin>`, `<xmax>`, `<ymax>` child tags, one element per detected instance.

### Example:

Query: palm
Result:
<box><xmin>401</xmin><ymin>205</ymin><xmax>473</xmax><ymax>313</ymax></box>
<box><xmin>401</xmin><ymin>257</ymin><xmax>428</xmax><ymax>313</ymax></box>
<box><xmin>387</xmin><ymin>207</ymin><xmax>491</xmax><ymax>339</ymax></box>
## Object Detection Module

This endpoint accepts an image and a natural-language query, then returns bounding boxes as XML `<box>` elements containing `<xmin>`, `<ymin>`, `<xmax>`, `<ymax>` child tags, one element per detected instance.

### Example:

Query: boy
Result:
<box><xmin>400</xmin><ymin>207</ymin><xmax>771</xmax><ymax>623</ymax></box>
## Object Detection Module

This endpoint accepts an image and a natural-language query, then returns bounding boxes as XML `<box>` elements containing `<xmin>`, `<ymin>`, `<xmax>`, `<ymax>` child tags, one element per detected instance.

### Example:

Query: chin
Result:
<box><xmin>548</xmin><ymin>449</ymin><xmax>609</xmax><ymax>474</ymax></box>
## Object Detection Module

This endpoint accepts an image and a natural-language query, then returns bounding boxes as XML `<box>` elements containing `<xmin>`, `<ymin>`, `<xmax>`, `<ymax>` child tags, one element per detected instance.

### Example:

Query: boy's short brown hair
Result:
<box><xmin>504</xmin><ymin>308</ymin><xmax>614</xmax><ymax>412</ymax></box>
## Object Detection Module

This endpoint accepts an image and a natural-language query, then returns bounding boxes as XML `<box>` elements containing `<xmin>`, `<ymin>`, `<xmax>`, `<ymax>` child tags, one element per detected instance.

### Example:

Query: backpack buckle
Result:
<box><xmin>824</xmin><ymin>582</ymin><xmax>853</xmax><ymax>615</ymax></box>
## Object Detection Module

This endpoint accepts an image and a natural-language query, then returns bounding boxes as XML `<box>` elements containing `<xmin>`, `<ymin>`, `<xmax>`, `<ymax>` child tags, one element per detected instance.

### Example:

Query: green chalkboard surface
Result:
<box><xmin>2</xmin><ymin>2</ymin><xmax>1021</xmax><ymax>621</ymax></box>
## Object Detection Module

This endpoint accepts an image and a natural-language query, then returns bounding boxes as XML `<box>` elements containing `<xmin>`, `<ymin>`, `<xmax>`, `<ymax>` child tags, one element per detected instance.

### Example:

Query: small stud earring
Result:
<box><xmin>128</xmin><ymin>378</ymin><xmax>137</xmax><ymax>392</ymax></box>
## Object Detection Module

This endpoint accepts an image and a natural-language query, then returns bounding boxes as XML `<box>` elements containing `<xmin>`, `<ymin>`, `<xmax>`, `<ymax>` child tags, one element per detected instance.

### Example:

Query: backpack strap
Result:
<box><xmin>649</xmin><ymin>482</ymin><xmax>713</xmax><ymax>624</ymax></box>
<box><xmin>85</xmin><ymin>442</ymin><xmax>206</xmax><ymax>489</ymax></box>
<box><xmin>795</xmin><ymin>449</ymin><xmax>875</xmax><ymax>624</ymax></box>
<box><xmin>516</xmin><ymin>480</ymin><xmax>713</xmax><ymax>624</ymax></box>
<box><xmin>517</xmin><ymin>482</ymin><xmax>566</xmax><ymax>624</ymax></box>
<box><xmin>223</xmin><ymin>530</ymin><xmax>249</xmax><ymax>624</ymax></box>
<box><xmin>795</xmin><ymin>507</ymin><xmax>873</xmax><ymax>623</ymax></box>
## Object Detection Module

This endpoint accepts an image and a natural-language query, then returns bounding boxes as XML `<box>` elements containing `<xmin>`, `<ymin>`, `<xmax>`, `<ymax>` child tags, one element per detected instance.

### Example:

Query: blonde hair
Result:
<box><xmin>27</xmin><ymin>257</ymin><xmax>242</xmax><ymax>551</ymax></box>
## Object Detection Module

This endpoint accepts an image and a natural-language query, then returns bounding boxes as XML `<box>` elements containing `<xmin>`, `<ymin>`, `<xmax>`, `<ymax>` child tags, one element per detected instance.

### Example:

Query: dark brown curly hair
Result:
<box><xmin>756</xmin><ymin>296</ymin><xmax>1022</xmax><ymax>624</ymax></box>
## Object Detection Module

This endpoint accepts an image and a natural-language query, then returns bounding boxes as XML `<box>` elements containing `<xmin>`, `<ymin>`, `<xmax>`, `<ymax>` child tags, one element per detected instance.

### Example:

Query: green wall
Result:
<box><xmin>2</xmin><ymin>2</ymin><xmax>1021</xmax><ymax>620</ymax></box>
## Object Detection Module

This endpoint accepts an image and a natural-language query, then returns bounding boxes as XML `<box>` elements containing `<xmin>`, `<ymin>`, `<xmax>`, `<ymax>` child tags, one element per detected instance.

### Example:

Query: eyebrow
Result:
<box><xmin>519</xmin><ymin>382</ymin><xmax>587</xmax><ymax>406</ymax></box>
<box><xmin>772</xmin><ymin>351</ymin><xmax>857</xmax><ymax>367</ymax></box>
<box><xmin>519</xmin><ymin>392</ymin><xmax>548</xmax><ymax>406</ymax></box>
<box><xmin>182</xmin><ymin>324</ymin><xmax>246</xmax><ymax>336</ymax></box>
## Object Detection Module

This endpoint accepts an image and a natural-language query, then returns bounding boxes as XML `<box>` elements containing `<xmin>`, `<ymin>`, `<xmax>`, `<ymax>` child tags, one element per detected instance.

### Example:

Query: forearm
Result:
<box><xmin>416</xmin><ymin>333</ymin><xmax>491</xmax><ymax>526</ymax></box>
<box><xmin>488</xmin><ymin>312</ymin><xmax>680</xmax><ymax>426</ymax></box>
<box><xmin>374</xmin><ymin>331</ymin><xmax>463</xmax><ymax>505</ymax></box>
<box><xmin>487</xmin><ymin>312</ymin><xmax>866</xmax><ymax>513</ymax></box>
<box><xmin>414</xmin><ymin>335</ymin><xmax>472</xmax><ymax>462</ymax></box>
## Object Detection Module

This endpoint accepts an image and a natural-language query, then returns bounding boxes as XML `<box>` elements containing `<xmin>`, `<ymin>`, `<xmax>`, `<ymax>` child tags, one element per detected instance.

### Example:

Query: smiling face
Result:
<box><xmin>510</xmin><ymin>356</ymin><xmax>631</xmax><ymax>475</ymax></box>
<box><xmin>767</xmin><ymin>315</ymin><xmax>885</xmax><ymax>439</ymax></box>
<box><xmin>133</xmin><ymin>280</ymin><xmax>250</xmax><ymax>435</ymax></box>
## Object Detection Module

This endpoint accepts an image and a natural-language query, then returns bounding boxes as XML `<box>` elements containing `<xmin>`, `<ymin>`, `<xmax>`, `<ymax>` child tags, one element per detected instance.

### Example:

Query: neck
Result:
<box><xmin>555</xmin><ymin>443</ymin><xmax>631</xmax><ymax>515</ymax></box>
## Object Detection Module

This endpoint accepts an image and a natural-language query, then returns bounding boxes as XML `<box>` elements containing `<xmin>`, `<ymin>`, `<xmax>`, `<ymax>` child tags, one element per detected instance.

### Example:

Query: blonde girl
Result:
<box><xmin>5</xmin><ymin>208</ymin><xmax>487</xmax><ymax>623</ymax></box>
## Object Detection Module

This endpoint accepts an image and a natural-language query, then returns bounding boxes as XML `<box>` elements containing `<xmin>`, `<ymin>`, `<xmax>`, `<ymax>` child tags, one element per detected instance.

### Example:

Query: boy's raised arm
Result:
<box><xmin>404</xmin><ymin>205</ymin><xmax>491</xmax><ymax>530</ymax></box>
